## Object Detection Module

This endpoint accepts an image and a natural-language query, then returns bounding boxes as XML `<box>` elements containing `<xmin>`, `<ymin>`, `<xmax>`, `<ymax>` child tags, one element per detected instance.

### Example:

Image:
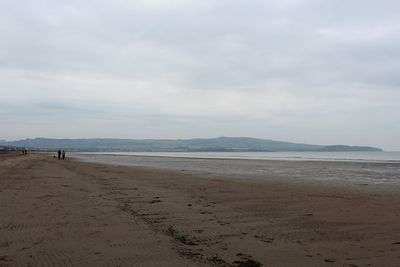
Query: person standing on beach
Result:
<box><xmin>62</xmin><ymin>150</ymin><xmax>65</xmax><ymax>160</ymax></box>
<box><xmin>58</xmin><ymin>150</ymin><xmax>61</xmax><ymax>160</ymax></box>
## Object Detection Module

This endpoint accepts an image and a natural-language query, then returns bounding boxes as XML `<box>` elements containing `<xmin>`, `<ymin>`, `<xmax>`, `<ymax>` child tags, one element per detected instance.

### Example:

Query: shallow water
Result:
<box><xmin>72</xmin><ymin>153</ymin><xmax>400</xmax><ymax>186</ymax></box>
<box><xmin>75</xmin><ymin>151</ymin><xmax>400</xmax><ymax>163</ymax></box>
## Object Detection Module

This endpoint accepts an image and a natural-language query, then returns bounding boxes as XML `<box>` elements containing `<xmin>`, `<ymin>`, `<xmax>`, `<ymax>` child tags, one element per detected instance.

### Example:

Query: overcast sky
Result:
<box><xmin>1</xmin><ymin>0</ymin><xmax>399</xmax><ymax>150</ymax></box>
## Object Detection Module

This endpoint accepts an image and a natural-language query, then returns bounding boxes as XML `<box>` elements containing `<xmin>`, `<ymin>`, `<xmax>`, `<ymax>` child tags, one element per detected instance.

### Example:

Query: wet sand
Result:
<box><xmin>1</xmin><ymin>153</ymin><xmax>400</xmax><ymax>266</ymax></box>
<box><xmin>73</xmin><ymin>153</ymin><xmax>400</xmax><ymax>186</ymax></box>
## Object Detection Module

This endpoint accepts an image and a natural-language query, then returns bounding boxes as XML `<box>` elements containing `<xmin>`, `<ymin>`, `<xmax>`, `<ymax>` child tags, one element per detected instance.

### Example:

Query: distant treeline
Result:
<box><xmin>0</xmin><ymin>137</ymin><xmax>383</xmax><ymax>152</ymax></box>
<box><xmin>0</xmin><ymin>145</ymin><xmax>28</xmax><ymax>152</ymax></box>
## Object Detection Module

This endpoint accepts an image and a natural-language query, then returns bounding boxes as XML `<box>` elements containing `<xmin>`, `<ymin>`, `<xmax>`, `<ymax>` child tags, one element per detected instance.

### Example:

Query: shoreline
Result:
<box><xmin>72</xmin><ymin>151</ymin><xmax>400</xmax><ymax>164</ymax></box>
<box><xmin>71</xmin><ymin>153</ymin><xmax>400</xmax><ymax>190</ymax></box>
<box><xmin>1</xmin><ymin>153</ymin><xmax>400</xmax><ymax>266</ymax></box>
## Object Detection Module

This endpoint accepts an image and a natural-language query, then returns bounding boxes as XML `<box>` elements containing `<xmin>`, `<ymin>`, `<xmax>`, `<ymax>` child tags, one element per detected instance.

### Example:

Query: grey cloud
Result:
<box><xmin>1</xmin><ymin>0</ymin><xmax>399</xmax><ymax>149</ymax></box>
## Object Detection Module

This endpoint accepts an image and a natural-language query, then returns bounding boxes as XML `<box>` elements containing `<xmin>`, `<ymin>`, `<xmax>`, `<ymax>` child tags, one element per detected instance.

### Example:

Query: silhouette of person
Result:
<box><xmin>58</xmin><ymin>150</ymin><xmax>61</xmax><ymax>160</ymax></box>
<box><xmin>62</xmin><ymin>150</ymin><xmax>65</xmax><ymax>160</ymax></box>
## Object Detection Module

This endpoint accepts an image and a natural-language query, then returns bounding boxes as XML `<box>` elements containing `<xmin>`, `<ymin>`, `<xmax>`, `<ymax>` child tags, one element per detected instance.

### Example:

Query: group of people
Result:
<box><xmin>57</xmin><ymin>150</ymin><xmax>66</xmax><ymax>160</ymax></box>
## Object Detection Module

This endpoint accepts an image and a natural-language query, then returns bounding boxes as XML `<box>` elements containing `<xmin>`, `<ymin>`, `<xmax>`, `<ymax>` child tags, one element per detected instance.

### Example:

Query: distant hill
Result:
<box><xmin>0</xmin><ymin>137</ymin><xmax>383</xmax><ymax>152</ymax></box>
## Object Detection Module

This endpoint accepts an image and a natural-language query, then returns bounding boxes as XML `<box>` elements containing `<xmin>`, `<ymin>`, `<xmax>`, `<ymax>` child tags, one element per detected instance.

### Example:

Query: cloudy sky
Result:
<box><xmin>1</xmin><ymin>0</ymin><xmax>399</xmax><ymax>150</ymax></box>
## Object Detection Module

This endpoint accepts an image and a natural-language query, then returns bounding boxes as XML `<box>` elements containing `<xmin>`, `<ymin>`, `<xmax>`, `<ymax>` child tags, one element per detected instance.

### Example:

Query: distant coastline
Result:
<box><xmin>0</xmin><ymin>137</ymin><xmax>383</xmax><ymax>152</ymax></box>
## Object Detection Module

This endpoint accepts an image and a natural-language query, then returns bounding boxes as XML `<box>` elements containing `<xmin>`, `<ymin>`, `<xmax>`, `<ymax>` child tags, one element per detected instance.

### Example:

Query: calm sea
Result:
<box><xmin>78</xmin><ymin>151</ymin><xmax>400</xmax><ymax>163</ymax></box>
<box><xmin>72</xmin><ymin>151</ymin><xmax>400</xmax><ymax>186</ymax></box>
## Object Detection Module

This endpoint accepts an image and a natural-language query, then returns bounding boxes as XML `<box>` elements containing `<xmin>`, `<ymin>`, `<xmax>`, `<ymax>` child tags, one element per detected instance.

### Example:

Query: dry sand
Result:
<box><xmin>1</xmin><ymin>153</ymin><xmax>400</xmax><ymax>266</ymax></box>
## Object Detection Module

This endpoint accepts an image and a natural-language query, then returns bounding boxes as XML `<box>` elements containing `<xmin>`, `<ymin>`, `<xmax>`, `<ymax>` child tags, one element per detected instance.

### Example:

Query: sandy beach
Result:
<box><xmin>1</xmin><ymin>153</ymin><xmax>400</xmax><ymax>267</ymax></box>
